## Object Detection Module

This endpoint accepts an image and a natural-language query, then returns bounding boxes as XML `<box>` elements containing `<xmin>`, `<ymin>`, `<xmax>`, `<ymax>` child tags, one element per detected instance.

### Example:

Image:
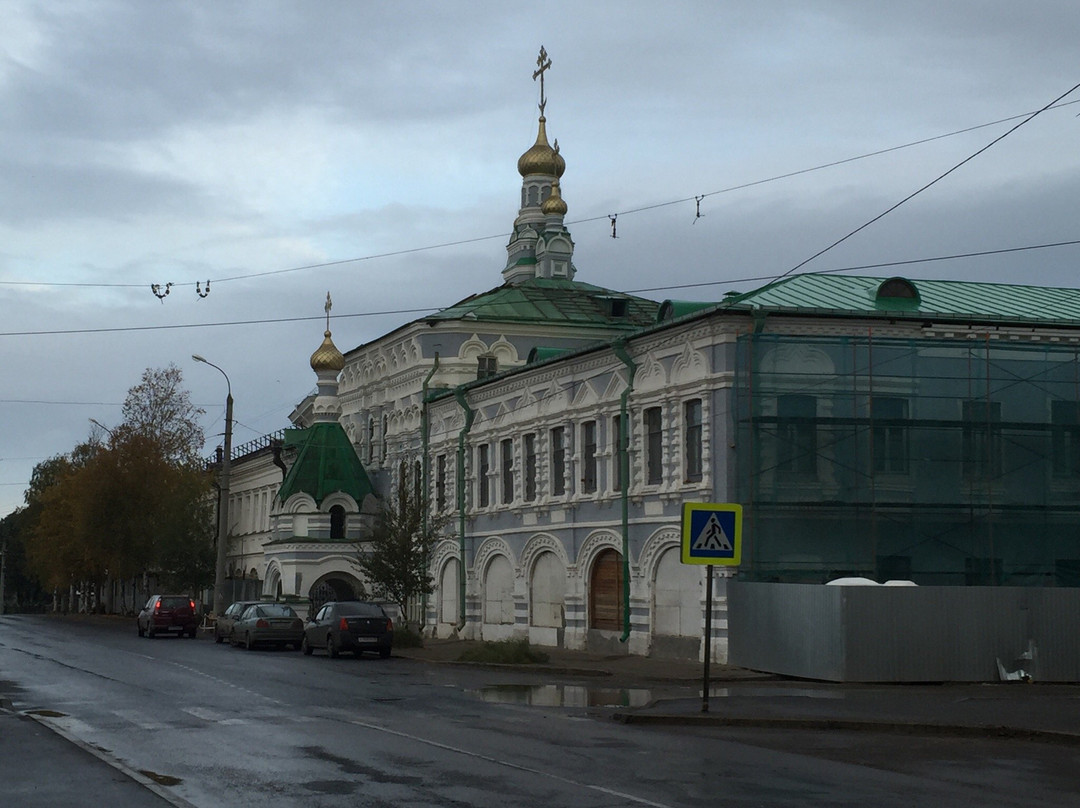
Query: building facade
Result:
<box><xmin>219</xmin><ymin>57</ymin><xmax>1080</xmax><ymax>664</ymax></box>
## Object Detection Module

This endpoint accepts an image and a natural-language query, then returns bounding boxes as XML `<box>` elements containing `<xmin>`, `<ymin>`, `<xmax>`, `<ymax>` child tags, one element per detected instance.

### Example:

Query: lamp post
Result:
<box><xmin>88</xmin><ymin>418</ymin><xmax>115</xmax><ymax>439</ymax></box>
<box><xmin>193</xmin><ymin>354</ymin><xmax>233</xmax><ymax>618</ymax></box>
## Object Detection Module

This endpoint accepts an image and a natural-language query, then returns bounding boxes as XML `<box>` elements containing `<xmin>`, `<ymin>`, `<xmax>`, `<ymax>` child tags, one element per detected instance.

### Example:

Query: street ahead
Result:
<box><xmin>1</xmin><ymin>614</ymin><xmax>1079</xmax><ymax>807</ymax></box>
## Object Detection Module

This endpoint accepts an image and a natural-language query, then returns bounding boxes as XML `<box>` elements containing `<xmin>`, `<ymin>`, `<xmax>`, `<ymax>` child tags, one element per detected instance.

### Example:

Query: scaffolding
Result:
<box><xmin>735</xmin><ymin>331</ymin><xmax>1080</xmax><ymax>586</ymax></box>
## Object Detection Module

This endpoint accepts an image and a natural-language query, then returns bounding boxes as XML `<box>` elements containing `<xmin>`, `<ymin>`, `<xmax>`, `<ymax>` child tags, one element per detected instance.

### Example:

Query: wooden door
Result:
<box><xmin>589</xmin><ymin>549</ymin><xmax>624</xmax><ymax>630</ymax></box>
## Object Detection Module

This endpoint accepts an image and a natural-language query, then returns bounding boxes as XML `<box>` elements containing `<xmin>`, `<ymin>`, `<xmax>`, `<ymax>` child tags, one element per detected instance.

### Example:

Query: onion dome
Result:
<box><xmin>517</xmin><ymin>116</ymin><xmax>566</xmax><ymax>178</ymax></box>
<box><xmin>541</xmin><ymin>178</ymin><xmax>568</xmax><ymax>216</ymax></box>
<box><xmin>310</xmin><ymin>331</ymin><xmax>345</xmax><ymax>372</ymax></box>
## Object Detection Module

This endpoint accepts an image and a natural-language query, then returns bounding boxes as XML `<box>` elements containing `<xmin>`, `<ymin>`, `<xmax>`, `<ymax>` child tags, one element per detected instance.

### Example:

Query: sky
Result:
<box><xmin>3</xmin><ymin>0</ymin><xmax>1080</xmax><ymax>515</ymax></box>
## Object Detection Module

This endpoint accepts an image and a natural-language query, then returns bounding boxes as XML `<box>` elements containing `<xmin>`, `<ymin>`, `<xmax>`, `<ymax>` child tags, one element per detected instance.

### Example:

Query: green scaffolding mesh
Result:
<box><xmin>734</xmin><ymin>331</ymin><xmax>1080</xmax><ymax>586</ymax></box>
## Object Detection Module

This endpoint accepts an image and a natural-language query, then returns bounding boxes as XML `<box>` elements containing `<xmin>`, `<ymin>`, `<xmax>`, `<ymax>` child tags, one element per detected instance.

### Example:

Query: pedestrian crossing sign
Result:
<box><xmin>681</xmin><ymin>502</ymin><xmax>742</xmax><ymax>565</ymax></box>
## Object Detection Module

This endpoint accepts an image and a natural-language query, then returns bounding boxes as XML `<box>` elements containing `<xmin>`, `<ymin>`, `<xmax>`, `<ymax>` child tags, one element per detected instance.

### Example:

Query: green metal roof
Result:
<box><xmin>277</xmin><ymin>422</ymin><xmax>374</xmax><ymax>507</ymax></box>
<box><xmin>727</xmin><ymin>274</ymin><xmax>1080</xmax><ymax>325</ymax></box>
<box><xmin>424</xmin><ymin>277</ymin><xmax>658</xmax><ymax>329</ymax></box>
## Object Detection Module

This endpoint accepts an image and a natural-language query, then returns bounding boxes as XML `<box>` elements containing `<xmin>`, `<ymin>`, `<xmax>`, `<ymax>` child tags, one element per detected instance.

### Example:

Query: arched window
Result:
<box><xmin>330</xmin><ymin>505</ymin><xmax>346</xmax><ymax>539</ymax></box>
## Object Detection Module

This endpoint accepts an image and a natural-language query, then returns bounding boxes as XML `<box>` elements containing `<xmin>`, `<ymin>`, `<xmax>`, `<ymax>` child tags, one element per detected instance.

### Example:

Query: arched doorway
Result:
<box><xmin>439</xmin><ymin>558</ymin><xmax>460</xmax><ymax>629</ymax></box>
<box><xmin>589</xmin><ymin>548</ymin><xmax>624</xmax><ymax>631</ymax></box>
<box><xmin>652</xmin><ymin>546</ymin><xmax>702</xmax><ymax>657</ymax></box>
<box><xmin>482</xmin><ymin>555</ymin><xmax>515</xmax><ymax>639</ymax></box>
<box><xmin>309</xmin><ymin>575</ymin><xmax>360</xmax><ymax>614</ymax></box>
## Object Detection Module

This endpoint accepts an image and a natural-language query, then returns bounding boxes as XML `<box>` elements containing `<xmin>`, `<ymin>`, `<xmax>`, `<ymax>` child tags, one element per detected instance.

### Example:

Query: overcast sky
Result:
<box><xmin>3</xmin><ymin>0</ymin><xmax>1080</xmax><ymax>515</ymax></box>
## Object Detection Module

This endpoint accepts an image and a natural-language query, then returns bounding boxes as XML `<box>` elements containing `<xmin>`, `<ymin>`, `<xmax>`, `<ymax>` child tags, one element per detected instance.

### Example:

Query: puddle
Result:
<box><xmin>708</xmin><ymin>687</ymin><xmax>846</xmax><ymax>700</ymax></box>
<box><xmin>476</xmin><ymin>684</ymin><xmax>655</xmax><ymax>707</ymax></box>
<box><xmin>139</xmin><ymin>770</ymin><xmax>182</xmax><ymax>787</ymax></box>
<box><xmin>476</xmin><ymin>683</ymin><xmax>848</xmax><ymax>708</ymax></box>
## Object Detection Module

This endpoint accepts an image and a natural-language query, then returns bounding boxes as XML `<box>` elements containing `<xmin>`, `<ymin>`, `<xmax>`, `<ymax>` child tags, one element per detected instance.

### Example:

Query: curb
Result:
<box><xmin>612</xmin><ymin>712</ymin><xmax>1080</xmax><ymax>745</ymax></box>
<box><xmin>19</xmin><ymin>709</ymin><xmax>201</xmax><ymax>808</ymax></box>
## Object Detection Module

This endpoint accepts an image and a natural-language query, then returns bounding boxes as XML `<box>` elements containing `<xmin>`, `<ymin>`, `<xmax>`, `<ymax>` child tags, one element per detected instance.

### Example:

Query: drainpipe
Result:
<box><xmin>453</xmin><ymin>386</ymin><xmax>475</xmax><ymax>633</ymax></box>
<box><xmin>612</xmin><ymin>339</ymin><xmax>636</xmax><ymax>643</ymax></box>
<box><xmin>419</xmin><ymin>353</ymin><xmax>439</xmax><ymax>629</ymax></box>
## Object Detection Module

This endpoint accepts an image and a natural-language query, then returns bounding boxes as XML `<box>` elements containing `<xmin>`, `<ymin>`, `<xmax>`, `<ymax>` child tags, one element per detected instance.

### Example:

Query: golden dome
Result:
<box><xmin>517</xmin><ymin>116</ymin><xmax>566</xmax><ymax>178</ymax></box>
<box><xmin>541</xmin><ymin>179</ymin><xmax>568</xmax><ymax>216</ymax></box>
<box><xmin>310</xmin><ymin>331</ymin><xmax>345</xmax><ymax>372</ymax></box>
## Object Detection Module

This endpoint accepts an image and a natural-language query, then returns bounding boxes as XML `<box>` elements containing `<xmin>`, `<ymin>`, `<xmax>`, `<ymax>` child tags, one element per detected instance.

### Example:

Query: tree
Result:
<box><xmin>120</xmin><ymin>364</ymin><xmax>205</xmax><ymax>465</ymax></box>
<box><xmin>353</xmin><ymin>479</ymin><xmax>446</xmax><ymax>620</ymax></box>
<box><xmin>22</xmin><ymin>366</ymin><xmax>215</xmax><ymax>607</ymax></box>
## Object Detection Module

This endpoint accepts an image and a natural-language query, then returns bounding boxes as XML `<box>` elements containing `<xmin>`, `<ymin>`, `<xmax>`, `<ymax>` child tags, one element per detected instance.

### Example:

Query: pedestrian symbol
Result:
<box><xmin>681</xmin><ymin>502</ymin><xmax>742</xmax><ymax>566</ymax></box>
<box><xmin>692</xmin><ymin>513</ymin><xmax>733</xmax><ymax>552</ymax></box>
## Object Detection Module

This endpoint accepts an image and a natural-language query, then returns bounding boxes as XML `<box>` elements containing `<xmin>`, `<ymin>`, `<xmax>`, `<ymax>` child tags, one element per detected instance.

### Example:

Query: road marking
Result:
<box><xmin>349</xmin><ymin>718</ymin><xmax>674</xmax><ymax>808</ymax></box>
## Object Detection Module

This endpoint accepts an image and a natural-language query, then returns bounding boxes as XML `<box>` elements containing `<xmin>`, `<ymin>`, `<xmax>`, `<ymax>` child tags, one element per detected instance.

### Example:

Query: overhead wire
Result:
<box><xmin>2</xmin><ymin>99</ymin><xmax>1078</xmax><ymax>293</ymax></box>
<box><xmin>3</xmin><ymin>236</ymin><xmax>1080</xmax><ymax>339</ymax></box>
<box><xmin>774</xmin><ymin>81</ymin><xmax>1080</xmax><ymax>280</ymax></box>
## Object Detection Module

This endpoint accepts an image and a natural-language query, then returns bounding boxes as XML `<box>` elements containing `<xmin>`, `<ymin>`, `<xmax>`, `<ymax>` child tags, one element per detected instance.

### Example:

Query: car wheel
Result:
<box><xmin>245</xmin><ymin>632</ymin><xmax>255</xmax><ymax>650</ymax></box>
<box><xmin>327</xmin><ymin>634</ymin><xmax>338</xmax><ymax>659</ymax></box>
<box><xmin>301</xmin><ymin>636</ymin><xmax>313</xmax><ymax>656</ymax></box>
<box><xmin>147</xmin><ymin>626</ymin><xmax>156</xmax><ymax>639</ymax></box>
<box><xmin>138</xmin><ymin>623</ymin><xmax>144</xmax><ymax>637</ymax></box>
<box><xmin>379</xmin><ymin>647</ymin><xmax>391</xmax><ymax>659</ymax></box>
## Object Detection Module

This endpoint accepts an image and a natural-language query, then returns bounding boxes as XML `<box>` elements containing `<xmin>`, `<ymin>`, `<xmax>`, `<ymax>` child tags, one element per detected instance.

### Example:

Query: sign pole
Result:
<box><xmin>681</xmin><ymin>501</ymin><xmax>741</xmax><ymax>715</ymax></box>
<box><xmin>702</xmin><ymin>564</ymin><xmax>713</xmax><ymax>713</ymax></box>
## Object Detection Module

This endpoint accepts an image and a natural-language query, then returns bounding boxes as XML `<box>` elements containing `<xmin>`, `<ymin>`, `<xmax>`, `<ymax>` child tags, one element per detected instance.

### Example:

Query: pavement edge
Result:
<box><xmin>16</xmin><ymin>707</ymin><xmax>201</xmax><ymax>808</ymax></box>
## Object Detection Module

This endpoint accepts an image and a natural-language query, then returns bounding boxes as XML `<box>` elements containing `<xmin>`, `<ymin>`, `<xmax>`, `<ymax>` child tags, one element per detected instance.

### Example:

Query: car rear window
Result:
<box><xmin>335</xmin><ymin>602</ymin><xmax>385</xmax><ymax>617</ymax></box>
<box><xmin>160</xmin><ymin>597</ymin><xmax>191</xmax><ymax>609</ymax></box>
<box><xmin>257</xmin><ymin>604</ymin><xmax>297</xmax><ymax>618</ymax></box>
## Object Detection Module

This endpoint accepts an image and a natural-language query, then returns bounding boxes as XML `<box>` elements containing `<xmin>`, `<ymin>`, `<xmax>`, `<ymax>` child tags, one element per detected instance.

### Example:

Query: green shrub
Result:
<box><xmin>457</xmin><ymin>638</ymin><xmax>549</xmax><ymax>664</ymax></box>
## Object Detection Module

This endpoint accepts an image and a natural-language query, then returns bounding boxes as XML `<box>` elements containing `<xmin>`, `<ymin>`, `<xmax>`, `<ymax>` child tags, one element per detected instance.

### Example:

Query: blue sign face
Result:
<box><xmin>681</xmin><ymin>503</ymin><xmax>742</xmax><ymax>565</ymax></box>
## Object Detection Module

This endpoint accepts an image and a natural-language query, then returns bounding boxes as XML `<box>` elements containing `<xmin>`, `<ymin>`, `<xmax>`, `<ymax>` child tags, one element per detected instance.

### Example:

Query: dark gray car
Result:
<box><xmin>214</xmin><ymin>600</ymin><xmax>276</xmax><ymax>643</ymax></box>
<box><xmin>302</xmin><ymin>601</ymin><xmax>393</xmax><ymax>658</ymax></box>
<box><xmin>231</xmin><ymin>603</ymin><xmax>304</xmax><ymax>650</ymax></box>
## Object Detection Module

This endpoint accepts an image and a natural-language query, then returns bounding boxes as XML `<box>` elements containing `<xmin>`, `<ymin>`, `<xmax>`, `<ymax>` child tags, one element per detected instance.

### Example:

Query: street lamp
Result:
<box><xmin>193</xmin><ymin>354</ymin><xmax>233</xmax><ymax>618</ymax></box>
<box><xmin>88</xmin><ymin>418</ymin><xmax>115</xmax><ymax>438</ymax></box>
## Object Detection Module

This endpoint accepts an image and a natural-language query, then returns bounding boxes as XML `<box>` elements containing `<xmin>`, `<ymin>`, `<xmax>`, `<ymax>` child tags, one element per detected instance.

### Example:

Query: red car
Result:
<box><xmin>138</xmin><ymin>595</ymin><xmax>198</xmax><ymax>638</ymax></box>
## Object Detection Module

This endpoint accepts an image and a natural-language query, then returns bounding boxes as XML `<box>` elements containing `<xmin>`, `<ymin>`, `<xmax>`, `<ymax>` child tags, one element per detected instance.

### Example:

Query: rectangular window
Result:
<box><xmin>477</xmin><ymin>444</ymin><xmax>490</xmax><ymax>507</ymax></box>
<box><xmin>550</xmin><ymin>427</ymin><xmax>566</xmax><ymax>496</ymax></box>
<box><xmin>582</xmin><ymin>421</ymin><xmax>597</xmax><ymax>494</ymax></box>
<box><xmin>381</xmin><ymin>414</ymin><xmax>389</xmax><ymax>461</ymax></box>
<box><xmin>477</xmin><ymin>355</ymin><xmax>498</xmax><ymax>380</ymax></box>
<box><xmin>435</xmin><ymin>454</ymin><xmax>447</xmax><ymax>511</ymax></box>
<box><xmin>501</xmin><ymin>438</ymin><xmax>514</xmax><ymax>504</ymax></box>
<box><xmin>962</xmin><ymin>400</ymin><xmax>1001</xmax><ymax>479</ymax></box>
<box><xmin>684</xmin><ymin>399</ymin><xmax>703</xmax><ymax>482</ymax></box>
<box><xmin>1052</xmin><ymin>400</ymin><xmax>1080</xmax><ymax>478</ymax></box>
<box><xmin>612</xmin><ymin>415</ymin><xmax>624</xmax><ymax>490</ymax></box>
<box><xmin>777</xmin><ymin>394</ymin><xmax>817</xmax><ymax>475</ymax></box>
<box><xmin>524</xmin><ymin>433</ymin><xmax>537</xmax><ymax>501</ymax></box>
<box><xmin>644</xmin><ymin>406</ymin><xmax>663</xmax><ymax>485</ymax></box>
<box><xmin>872</xmin><ymin>397</ymin><xmax>909</xmax><ymax>474</ymax></box>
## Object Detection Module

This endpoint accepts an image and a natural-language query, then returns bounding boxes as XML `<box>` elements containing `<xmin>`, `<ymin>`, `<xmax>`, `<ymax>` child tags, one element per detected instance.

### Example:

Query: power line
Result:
<box><xmin>3</xmin><ymin>99</ymin><xmax>1077</xmax><ymax>294</ymax></box>
<box><xmin>3</xmin><ymin>234</ymin><xmax>1079</xmax><ymax>339</ymax></box>
<box><xmin>776</xmin><ymin>81</ymin><xmax>1080</xmax><ymax>280</ymax></box>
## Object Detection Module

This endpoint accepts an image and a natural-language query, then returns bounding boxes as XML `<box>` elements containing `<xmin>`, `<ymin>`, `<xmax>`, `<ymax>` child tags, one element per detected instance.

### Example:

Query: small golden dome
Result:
<box><xmin>310</xmin><ymin>331</ymin><xmax>345</xmax><ymax>372</ymax></box>
<box><xmin>517</xmin><ymin>116</ymin><xmax>566</xmax><ymax>178</ymax></box>
<box><xmin>541</xmin><ymin>179</ymin><xmax>568</xmax><ymax>216</ymax></box>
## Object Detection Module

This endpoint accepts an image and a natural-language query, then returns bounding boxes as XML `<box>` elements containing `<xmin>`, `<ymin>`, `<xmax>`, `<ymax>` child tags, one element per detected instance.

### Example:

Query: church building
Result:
<box><xmin>221</xmin><ymin>51</ymin><xmax>1080</xmax><ymax>668</ymax></box>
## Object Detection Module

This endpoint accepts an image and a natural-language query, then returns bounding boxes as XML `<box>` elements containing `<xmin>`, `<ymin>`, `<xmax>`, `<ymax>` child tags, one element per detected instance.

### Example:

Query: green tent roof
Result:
<box><xmin>277</xmin><ymin>422</ymin><xmax>374</xmax><ymax>507</ymax></box>
<box><xmin>424</xmin><ymin>277</ymin><xmax>658</xmax><ymax>329</ymax></box>
<box><xmin>726</xmin><ymin>274</ymin><xmax>1080</xmax><ymax>325</ymax></box>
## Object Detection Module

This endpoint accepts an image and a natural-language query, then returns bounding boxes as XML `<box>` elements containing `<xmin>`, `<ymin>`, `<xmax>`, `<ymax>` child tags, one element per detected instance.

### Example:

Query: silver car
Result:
<box><xmin>230</xmin><ymin>603</ymin><xmax>305</xmax><ymax>650</ymax></box>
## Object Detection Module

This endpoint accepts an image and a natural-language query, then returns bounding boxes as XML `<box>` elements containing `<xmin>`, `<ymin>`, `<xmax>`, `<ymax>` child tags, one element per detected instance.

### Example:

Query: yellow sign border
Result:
<box><xmin>681</xmin><ymin>502</ymin><xmax>742</xmax><ymax>566</ymax></box>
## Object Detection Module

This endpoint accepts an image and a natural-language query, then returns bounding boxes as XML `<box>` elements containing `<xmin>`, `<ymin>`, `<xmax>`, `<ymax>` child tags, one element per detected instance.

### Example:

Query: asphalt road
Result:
<box><xmin>1</xmin><ymin>614</ymin><xmax>1078</xmax><ymax>807</ymax></box>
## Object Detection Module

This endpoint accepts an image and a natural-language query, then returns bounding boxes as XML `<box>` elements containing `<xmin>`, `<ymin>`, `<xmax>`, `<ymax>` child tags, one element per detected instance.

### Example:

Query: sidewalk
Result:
<box><xmin>0</xmin><ymin>699</ymin><xmax>180</xmax><ymax>807</ymax></box>
<box><xmin>396</xmin><ymin>638</ymin><xmax>1080</xmax><ymax>744</ymax></box>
